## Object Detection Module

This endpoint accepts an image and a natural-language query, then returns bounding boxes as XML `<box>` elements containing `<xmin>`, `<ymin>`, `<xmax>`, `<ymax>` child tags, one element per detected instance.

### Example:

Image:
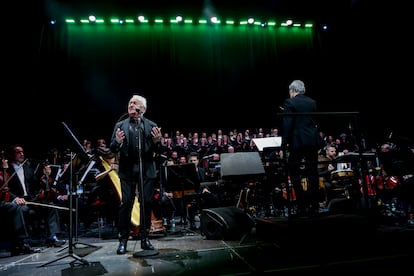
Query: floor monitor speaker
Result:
<box><xmin>200</xmin><ymin>206</ymin><xmax>254</xmax><ymax>240</ymax></box>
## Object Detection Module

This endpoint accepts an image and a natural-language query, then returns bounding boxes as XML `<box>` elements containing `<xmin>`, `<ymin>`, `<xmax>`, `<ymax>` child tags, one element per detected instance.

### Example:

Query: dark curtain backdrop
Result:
<box><xmin>5</xmin><ymin>2</ymin><xmax>412</xmax><ymax>159</ymax></box>
<box><xmin>28</xmin><ymin>23</ymin><xmax>327</xmax><ymax>157</ymax></box>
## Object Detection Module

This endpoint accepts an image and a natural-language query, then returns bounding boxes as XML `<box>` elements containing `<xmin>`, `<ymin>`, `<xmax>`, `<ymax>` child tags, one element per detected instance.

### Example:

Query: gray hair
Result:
<box><xmin>131</xmin><ymin>94</ymin><xmax>147</xmax><ymax>110</ymax></box>
<box><xmin>289</xmin><ymin>80</ymin><xmax>306</xmax><ymax>94</ymax></box>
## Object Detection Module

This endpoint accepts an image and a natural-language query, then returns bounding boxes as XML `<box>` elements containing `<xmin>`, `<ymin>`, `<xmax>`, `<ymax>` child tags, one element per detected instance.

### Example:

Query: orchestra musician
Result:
<box><xmin>158</xmin><ymin>157</ymin><xmax>179</xmax><ymax>229</ymax></box>
<box><xmin>187</xmin><ymin>152</ymin><xmax>219</xmax><ymax>227</ymax></box>
<box><xmin>4</xmin><ymin>144</ymin><xmax>66</xmax><ymax>247</ymax></box>
<box><xmin>0</xmin><ymin>151</ymin><xmax>34</xmax><ymax>255</ymax></box>
<box><xmin>159</xmin><ymin>152</ymin><xmax>219</xmax><ymax>231</ymax></box>
<box><xmin>318</xmin><ymin>144</ymin><xmax>338</xmax><ymax>206</ymax></box>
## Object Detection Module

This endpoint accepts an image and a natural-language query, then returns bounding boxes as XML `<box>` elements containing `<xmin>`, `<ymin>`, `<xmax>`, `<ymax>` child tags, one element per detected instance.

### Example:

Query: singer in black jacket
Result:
<box><xmin>110</xmin><ymin>94</ymin><xmax>162</xmax><ymax>254</ymax></box>
<box><xmin>281</xmin><ymin>80</ymin><xmax>321</xmax><ymax>216</ymax></box>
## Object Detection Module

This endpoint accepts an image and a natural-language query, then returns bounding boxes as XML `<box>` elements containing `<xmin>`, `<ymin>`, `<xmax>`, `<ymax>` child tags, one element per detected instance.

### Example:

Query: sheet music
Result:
<box><xmin>252</xmin><ymin>137</ymin><xmax>282</xmax><ymax>151</ymax></box>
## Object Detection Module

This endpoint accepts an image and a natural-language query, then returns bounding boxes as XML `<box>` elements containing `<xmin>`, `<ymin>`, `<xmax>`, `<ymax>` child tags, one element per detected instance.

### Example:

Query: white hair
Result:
<box><xmin>289</xmin><ymin>80</ymin><xmax>306</xmax><ymax>94</ymax></box>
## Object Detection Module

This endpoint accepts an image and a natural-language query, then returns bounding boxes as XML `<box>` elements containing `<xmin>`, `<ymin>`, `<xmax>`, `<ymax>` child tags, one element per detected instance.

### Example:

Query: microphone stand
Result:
<box><xmin>133</xmin><ymin>117</ymin><xmax>159</xmax><ymax>257</ymax></box>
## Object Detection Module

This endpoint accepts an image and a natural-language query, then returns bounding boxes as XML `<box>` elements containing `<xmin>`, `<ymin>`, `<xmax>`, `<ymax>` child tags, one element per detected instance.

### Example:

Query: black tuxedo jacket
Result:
<box><xmin>282</xmin><ymin>94</ymin><xmax>319</xmax><ymax>150</ymax></box>
<box><xmin>110</xmin><ymin>116</ymin><xmax>162</xmax><ymax>179</ymax></box>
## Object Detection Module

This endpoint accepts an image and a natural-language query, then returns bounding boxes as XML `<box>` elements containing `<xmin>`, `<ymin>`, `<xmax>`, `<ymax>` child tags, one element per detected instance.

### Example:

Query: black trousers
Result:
<box><xmin>0</xmin><ymin>201</ymin><xmax>29</xmax><ymax>241</ymax></box>
<box><xmin>287</xmin><ymin>145</ymin><xmax>319</xmax><ymax>210</ymax></box>
<box><xmin>118</xmin><ymin>167</ymin><xmax>155</xmax><ymax>240</ymax></box>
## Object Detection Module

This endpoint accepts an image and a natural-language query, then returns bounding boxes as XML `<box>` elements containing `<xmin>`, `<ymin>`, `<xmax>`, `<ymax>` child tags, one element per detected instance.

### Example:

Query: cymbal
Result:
<box><xmin>335</xmin><ymin>152</ymin><xmax>375</xmax><ymax>163</ymax></box>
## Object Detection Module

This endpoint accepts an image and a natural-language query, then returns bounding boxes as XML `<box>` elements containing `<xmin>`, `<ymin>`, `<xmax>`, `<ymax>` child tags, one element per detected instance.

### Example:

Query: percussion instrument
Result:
<box><xmin>386</xmin><ymin>176</ymin><xmax>399</xmax><ymax>190</ymax></box>
<box><xmin>331</xmin><ymin>169</ymin><xmax>354</xmax><ymax>179</ymax></box>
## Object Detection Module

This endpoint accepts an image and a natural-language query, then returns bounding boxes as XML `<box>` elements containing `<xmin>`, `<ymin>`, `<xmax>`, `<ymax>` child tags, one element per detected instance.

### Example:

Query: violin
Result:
<box><xmin>0</xmin><ymin>153</ymin><xmax>11</xmax><ymax>202</ymax></box>
<box><xmin>37</xmin><ymin>161</ymin><xmax>58</xmax><ymax>201</ymax></box>
<box><xmin>1</xmin><ymin>158</ymin><xmax>30</xmax><ymax>202</ymax></box>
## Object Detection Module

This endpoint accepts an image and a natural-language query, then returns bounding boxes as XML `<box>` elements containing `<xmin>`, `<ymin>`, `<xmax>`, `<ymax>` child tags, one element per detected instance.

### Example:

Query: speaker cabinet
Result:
<box><xmin>200</xmin><ymin>206</ymin><xmax>254</xmax><ymax>240</ymax></box>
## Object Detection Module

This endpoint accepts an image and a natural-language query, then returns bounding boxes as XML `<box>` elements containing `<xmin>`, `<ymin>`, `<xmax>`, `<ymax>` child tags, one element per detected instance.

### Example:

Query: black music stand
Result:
<box><xmin>60</xmin><ymin>122</ymin><xmax>97</xmax><ymax>248</ymax></box>
<box><xmin>165</xmin><ymin>163</ymin><xmax>199</xmax><ymax>194</ymax></box>
<box><xmin>39</xmin><ymin>122</ymin><xmax>96</xmax><ymax>267</ymax></box>
<box><xmin>220</xmin><ymin>152</ymin><xmax>265</xmax><ymax>210</ymax></box>
<box><xmin>165</xmin><ymin>163</ymin><xmax>200</xmax><ymax>233</ymax></box>
<box><xmin>39</xmin><ymin>151</ymin><xmax>89</xmax><ymax>268</ymax></box>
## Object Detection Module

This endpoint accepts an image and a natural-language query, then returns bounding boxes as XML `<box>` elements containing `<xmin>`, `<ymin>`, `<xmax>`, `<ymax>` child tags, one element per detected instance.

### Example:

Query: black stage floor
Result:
<box><xmin>1</xmin><ymin>206</ymin><xmax>414</xmax><ymax>275</ymax></box>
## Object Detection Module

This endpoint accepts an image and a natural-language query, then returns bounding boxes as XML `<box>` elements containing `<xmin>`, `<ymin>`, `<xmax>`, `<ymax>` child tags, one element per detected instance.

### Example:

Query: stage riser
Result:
<box><xmin>255</xmin><ymin>213</ymin><xmax>376</xmax><ymax>252</ymax></box>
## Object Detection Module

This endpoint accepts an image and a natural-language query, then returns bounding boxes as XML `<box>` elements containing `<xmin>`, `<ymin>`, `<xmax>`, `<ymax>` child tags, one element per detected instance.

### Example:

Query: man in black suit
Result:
<box><xmin>110</xmin><ymin>94</ymin><xmax>163</xmax><ymax>254</ymax></box>
<box><xmin>281</xmin><ymin>80</ymin><xmax>321</xmax><ymax>216</ymax></box>
<box><xmin>5</xmin><ymin>145</ymin><xmax>66</xmax><ymax>248</ymax></box>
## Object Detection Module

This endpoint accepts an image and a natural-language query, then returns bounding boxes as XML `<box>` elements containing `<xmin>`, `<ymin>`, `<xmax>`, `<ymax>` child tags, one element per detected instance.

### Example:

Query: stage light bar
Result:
<box><xmin>54</xmin><ymin>14</ymin><xmax>314</xmax><ymax>29</ymax></box>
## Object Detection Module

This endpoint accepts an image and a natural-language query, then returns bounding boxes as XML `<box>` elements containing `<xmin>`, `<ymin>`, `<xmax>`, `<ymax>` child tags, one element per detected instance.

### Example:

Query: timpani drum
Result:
<box><xmin>331</xmin><ymin>169</ymin><xmax>354</xmax><ymax>180</ymax></box>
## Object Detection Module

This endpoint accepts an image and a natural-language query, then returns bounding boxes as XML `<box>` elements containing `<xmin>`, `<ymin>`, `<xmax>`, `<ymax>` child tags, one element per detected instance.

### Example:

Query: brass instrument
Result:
<box><xmin>98</xmin><ymin>156</ymin><xmax>140</xmax><ymax>226</ymax></box>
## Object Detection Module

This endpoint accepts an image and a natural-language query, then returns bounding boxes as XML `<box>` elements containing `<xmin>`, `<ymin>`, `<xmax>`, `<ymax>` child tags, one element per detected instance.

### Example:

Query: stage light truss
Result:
<box><xmin>51</xmin><ymin>14</ymin><xmax>314</xmax><ymax>29</ymax></box>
